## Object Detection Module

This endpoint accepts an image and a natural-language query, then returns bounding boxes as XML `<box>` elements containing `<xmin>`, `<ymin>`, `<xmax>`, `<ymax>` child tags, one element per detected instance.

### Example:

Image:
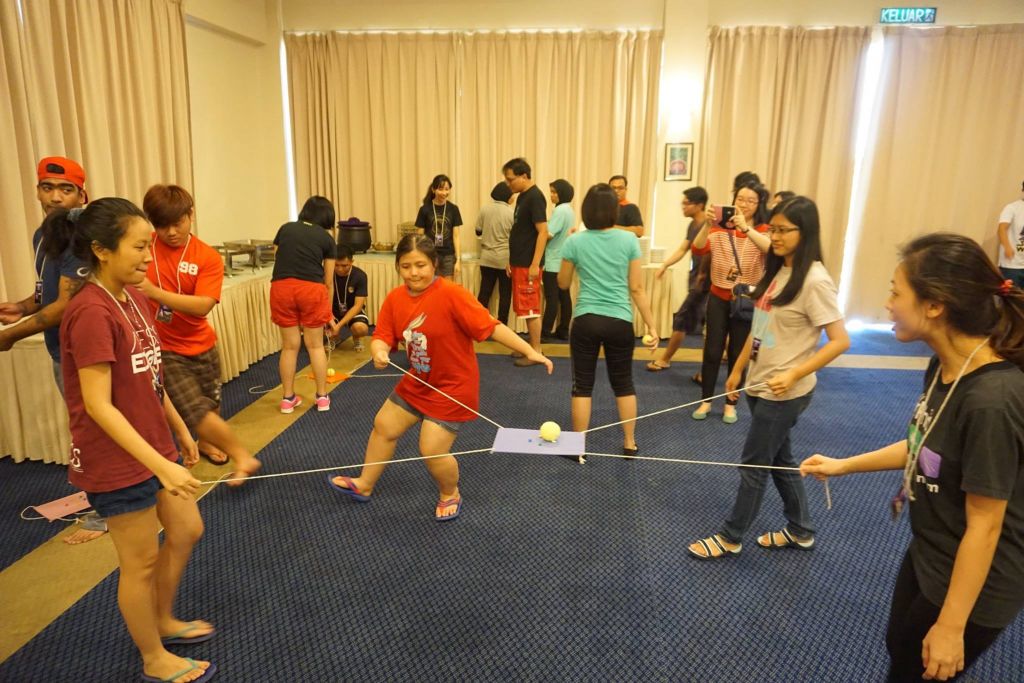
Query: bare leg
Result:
<box><xmin>106</xmin><ymin>506</ymin><xmax>211</xmax><ymax>683</ymax></box>
<box><xmin>302</xmin><ymin>326</ymin><xmax>328</xmax><ymax>396</ymax></box>
<box><xmin>659</xmin><ymin>331</ymin><xmax>686</xmax><ymax>366</ymax></box>
<box><xmin>350</xmin><ymin>322</ymin><xmax>369</xmax><ymax>344</ymax></box>
<box><xmin>527</xmin><ymin>317</ymin><xmax>541</xmax><ymax>352</ymax></box>
<box><xmin>195</xmin><ymin>411</ymin><xmax>261</xmax><ymax>486</ymax></box>
<box><xmin>331</xmin><ymin>399</ymin><xmax>419</xmax><ymax>495</ymax></box>
<box><xmin>153</xmin><ymin>489</ymin><xmax>209</xmax><ymax>637</ymax></box>
<box><xmin>418</xmin><ymin>421</ymin><xmax>460</xmax><ymax>518</ymax></box>
<box><xmin>278</xmin><ymin>326</ymin><xmax>301</xmax><ymax>397</ymax></box>
<box><xmin>571</xmin><ymin>396</ymin><xmax>592</xmax><ymax>432</ymax></box>
<box><xmin>616</xmin><ymin>394</ymin><xmax>638</xmax><ymax>450</ymax></box>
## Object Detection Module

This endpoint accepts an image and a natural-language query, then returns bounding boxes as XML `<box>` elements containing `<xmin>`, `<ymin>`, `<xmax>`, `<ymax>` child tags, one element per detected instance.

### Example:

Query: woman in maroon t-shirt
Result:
<box><xmin>51</xmin><ymin>198</ymin><xmax>216</xmax><ymax>683</ymax></box>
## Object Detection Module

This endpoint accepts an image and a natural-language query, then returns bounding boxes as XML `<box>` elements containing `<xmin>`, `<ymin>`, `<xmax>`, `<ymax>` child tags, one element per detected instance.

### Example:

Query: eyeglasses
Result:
<box><xmin>767</xmin><ymin>226</ymin><xmax>800</xmax><ymax>236</ymax></box>
<box><xmin>38</xmin><ymin>182</ymin><xmax>79</xmax><ymax>195</ymax></box>
<box><xmin>734</xmin><ymin>197</ymin><xmax>759</xmax><ymax>206</ymax></box>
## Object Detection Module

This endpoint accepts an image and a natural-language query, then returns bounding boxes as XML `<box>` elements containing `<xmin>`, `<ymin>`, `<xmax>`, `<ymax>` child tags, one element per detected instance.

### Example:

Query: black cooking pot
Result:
<box><xmin>337</xmin><ymin>217</ymin><xmax>371</xmax><ymax>253</ymax></box>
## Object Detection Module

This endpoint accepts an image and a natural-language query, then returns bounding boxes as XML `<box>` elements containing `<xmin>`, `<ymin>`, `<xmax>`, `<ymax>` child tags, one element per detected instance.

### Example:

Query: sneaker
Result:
<box><xmin>316</xmin><ymin>394</ymin><xmax>331</xmax><ymax>412</ymax></box>
<box><xmin>353</xmin><ymin>340</ymin><xmax>365</xmax><ymax>352</ymax></box>
<box><xmin>280</xmin><ymin>394</ymin><xmax>302</xmax><ymax>414</ymax></box>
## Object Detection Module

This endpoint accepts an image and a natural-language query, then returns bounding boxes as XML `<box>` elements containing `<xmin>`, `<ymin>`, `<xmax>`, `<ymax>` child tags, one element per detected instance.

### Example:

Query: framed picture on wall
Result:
<box><xmin>664</xmin><ymin>143</ymin><xmax>693</xmax><ymax>181</ymax></box>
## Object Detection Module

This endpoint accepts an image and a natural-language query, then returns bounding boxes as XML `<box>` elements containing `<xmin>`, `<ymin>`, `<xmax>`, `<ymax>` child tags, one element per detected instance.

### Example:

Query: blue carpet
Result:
<box><xmin>0</xmin><ymin>458</ymin><xmax>80</xmax><ymax>571</ymax></box>
<box><xmin>220</xmin><ymin>347</ymin><xmax>308</xmax><ymax>420</ymax></box>
<box><xmin>3</xmin><ymin>354</ymin><xmax>1020</xmax><ymax>681</ymax></box>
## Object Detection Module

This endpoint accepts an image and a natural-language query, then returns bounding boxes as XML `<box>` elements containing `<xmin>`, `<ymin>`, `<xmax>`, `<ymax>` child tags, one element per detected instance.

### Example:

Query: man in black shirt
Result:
<box><xmin>609</xmin><ymin>175</ymin><xmax>644</xmax><ymax>237</ymax></box>
<box><xmin>502</xmin><ymin>157</ymin><xmax>548</xmax><ymax>366</ymax></box>
<box><xmin>328</xmin><ymin>244</ymin><xmax>370</xmax><ymax>352</ymax></box>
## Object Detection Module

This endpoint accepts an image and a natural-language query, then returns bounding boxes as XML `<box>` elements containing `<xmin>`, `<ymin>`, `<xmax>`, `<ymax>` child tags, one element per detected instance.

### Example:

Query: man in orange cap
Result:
<box><xmin>0</xmin><ymin>156</ymin><xmax>108</xmax><ymax>544</ymax></box>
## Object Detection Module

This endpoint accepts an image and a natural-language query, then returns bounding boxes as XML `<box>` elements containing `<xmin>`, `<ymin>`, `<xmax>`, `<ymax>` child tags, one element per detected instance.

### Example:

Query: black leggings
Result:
<box><xmin>701</xmin><ymin>293</ymin><xmax>751</xmax><ymax>405</ymax></box>
<box><xmin>570</xmin><ymin>314</ymin><xmax>635</xmax><ymax>398</ymax></box>
<box><xmin>886</xmin><ymin>551</ymin><xmax>1004</xmax><ymax>682</ymax></box>
<box><xmin>478</xmin><ymin>265</ymin><xmax>511</xmax><ymax>325</ymax></box>
<box><xmin>542</xmin><ymin>271</ymin><xmax>572</xmax><ymax>336</ymax></box>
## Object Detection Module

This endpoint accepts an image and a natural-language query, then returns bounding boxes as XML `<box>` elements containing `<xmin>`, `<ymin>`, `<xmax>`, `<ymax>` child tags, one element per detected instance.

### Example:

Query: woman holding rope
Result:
<box><xmin>55</xmin><ymin>199</ymin><xmax>215</xmax><ymax>682</ymax></box>
<box><xmin>802</xmin><ymin>234</ymin><xmax>1024</xmax><ymax>682</ymax></box>
<box><xmin>689</xmin><ymin>196</ymin><xmax>848</xmax><ymax>560</ymax></box>
<box><xmin>329</xmin><ymin>234</ymin><xmax>552</xmax><ymax>520</ymax></box>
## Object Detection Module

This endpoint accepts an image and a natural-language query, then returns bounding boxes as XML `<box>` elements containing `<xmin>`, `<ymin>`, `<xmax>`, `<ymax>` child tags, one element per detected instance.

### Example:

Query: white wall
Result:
<box><xmin>183</xmin><ymin>0</ymin><xmax>290</xmax><ymax>247</ymax></box>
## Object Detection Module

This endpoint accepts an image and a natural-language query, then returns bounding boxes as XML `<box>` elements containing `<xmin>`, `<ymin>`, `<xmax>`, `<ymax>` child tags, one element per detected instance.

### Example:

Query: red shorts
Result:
<box><xmin>510</xmin><ymin>266</ymin><xmax>541</xmax><ymax>319</ymax></box>
<box><xmin>270</xmin><ymin>278</ymin><xmax>332</xmax><ymax>328</ymax></box>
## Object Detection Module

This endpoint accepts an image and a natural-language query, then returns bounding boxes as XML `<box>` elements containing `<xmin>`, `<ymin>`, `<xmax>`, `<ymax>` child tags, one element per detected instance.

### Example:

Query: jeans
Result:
<box><xmin>478</xmin><ymin>265</ymin><xmax>511</xmax><ymax>325</ymax></box>
<box><xmin>541</xmin><ymin>270</ymin><xmax>572</xmax><ymax>336</ymax></box>
<box><xmin>720</xmin><ymin>393</ymin><xmax>814</xmax><ymax>543</ymax></box>
<box><xmin>999</xmin><ymin>266</ymin><xmax>1024</xmax><ymax>290</ymax></box>
<box><xmin>886</xmin><ymin>551</ymin><xmax>1004</xmax><ymax>682</ymax></box>
<box><xmin>701</xmin><ymin>293</ymin><xmax>751</xmax><ymax>405</ymax></box>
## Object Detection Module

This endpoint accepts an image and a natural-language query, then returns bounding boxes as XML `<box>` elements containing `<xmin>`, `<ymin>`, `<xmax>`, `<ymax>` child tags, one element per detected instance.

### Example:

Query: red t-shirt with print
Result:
<box><xmin>60</xmin><ymin>283</ymin><xmax>178</xmax><ymax>493</ymax></box>
<box><xmin>373</xmin><ymin>278</ymin><xmax>498</xmax><ymax>422</ymax></box>
<box><xmin>145</xmin><ymin>234</ymin><xmax>224</xmax><ymax>356</ymax></box>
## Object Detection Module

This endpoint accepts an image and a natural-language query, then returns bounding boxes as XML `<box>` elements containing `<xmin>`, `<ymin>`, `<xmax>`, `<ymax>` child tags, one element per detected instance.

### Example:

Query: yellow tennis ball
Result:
<box><xmin>642</xmin><ymin>334</ymin><xmax>655</xmax><ymax>345</ymax></box>
<box><xmin>539</xmin><ymin>421</ymin><xmax>561</xmax><ymax>443</ymax></box>
<box><xmin>327</xmin><ymin>368</ymin><xmax>336</xmax><ymax>377</ymax></box>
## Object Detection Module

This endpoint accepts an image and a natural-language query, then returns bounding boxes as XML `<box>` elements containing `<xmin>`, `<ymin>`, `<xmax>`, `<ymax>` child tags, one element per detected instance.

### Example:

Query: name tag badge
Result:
<box><xmin>156</xmin><ymin>304</ymin><xmax>173</xmax><ymax>323</ymax></box>
<box><xmin>34</xmin><ymin>281</ymin><xmax>43</xmax><ymax>305</ymax></box>
<box><xmin>751</xmin><ymin>337</ymin><xmax>761</xmax><ymax>361</ymax></box>
<box><xmin>435</xmin><ymin>230</ymin><xmax>444</xmax><ymax>247</ymax></box>
<box><xmin>726</xmin><ymin>268</ymin><xmax>739</xmax><ymax>283</ymax></box>
<box><xmin>339</xmin><ymin>304</ymin><xmax>348</xmax><ymax>313</ymax></box>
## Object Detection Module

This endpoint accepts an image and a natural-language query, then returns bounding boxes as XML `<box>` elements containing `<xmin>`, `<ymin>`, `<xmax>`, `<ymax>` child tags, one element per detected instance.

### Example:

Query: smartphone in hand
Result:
<box><xmin>714</xmin><ymin>205</ymin><xmax>737</xmax><ymax>228</ymax></box>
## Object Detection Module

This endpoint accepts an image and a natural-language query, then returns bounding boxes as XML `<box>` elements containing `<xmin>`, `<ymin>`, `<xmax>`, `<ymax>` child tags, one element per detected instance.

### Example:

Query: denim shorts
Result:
<box><xmin>387</xmin><ymin>391</ymin><xmax>462</xmax><ymax>433</ymax></box>
<box><xmin>86</xmin><ymin>475</ymin><xmax>163</xmax><ymax>518</ymax></box>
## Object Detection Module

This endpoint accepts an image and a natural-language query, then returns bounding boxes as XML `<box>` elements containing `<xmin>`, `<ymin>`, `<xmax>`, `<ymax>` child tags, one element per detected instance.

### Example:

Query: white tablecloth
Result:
<box><xmin>1</xmin><ymin>270</ymin><xmax>277</xmax><ymax>464</ymax></box>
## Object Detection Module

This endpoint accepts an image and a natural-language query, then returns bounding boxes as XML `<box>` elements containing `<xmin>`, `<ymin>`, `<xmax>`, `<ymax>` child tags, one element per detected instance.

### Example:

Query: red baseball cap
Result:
<box><xmin>37</xmin><ymin>156</ymin><xmax>88</xmax><ymax>202</ymax></box>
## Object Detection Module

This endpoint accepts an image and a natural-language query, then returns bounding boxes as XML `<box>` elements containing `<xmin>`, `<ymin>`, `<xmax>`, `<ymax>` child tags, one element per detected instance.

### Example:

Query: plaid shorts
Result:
<box><xmin>161</xmin><ymin>347</ymin><xmax>222</xmax><ymax>431</ymax></box>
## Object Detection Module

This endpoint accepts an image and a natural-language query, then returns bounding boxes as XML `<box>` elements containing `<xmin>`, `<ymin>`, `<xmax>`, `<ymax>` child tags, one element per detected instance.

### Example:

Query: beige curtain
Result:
<box><xmin>698</xmin><ymin>26</ymin><xmax>871</xmax><ymax>275</ymax></box>
<box><xmin>844</xmin><ymin>24</ymin><xmax>1024</xmax><ymax>321</ymax></box>
<box><xmin>0</xmin><ymin>0</ymin><xmax>193</xmax><ymax>300</ymax></box>
<box><xmin>286</xmin><ymin>30</ymin><xmax>663</xmax><ymax>243</ymax></box>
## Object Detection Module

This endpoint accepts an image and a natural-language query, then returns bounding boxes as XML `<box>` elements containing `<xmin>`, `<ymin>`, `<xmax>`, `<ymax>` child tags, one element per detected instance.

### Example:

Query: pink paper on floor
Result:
<box><xmin>31</xmin><ymin>491</ymin><xmax>91</xmax><ymax>521</ymax></box>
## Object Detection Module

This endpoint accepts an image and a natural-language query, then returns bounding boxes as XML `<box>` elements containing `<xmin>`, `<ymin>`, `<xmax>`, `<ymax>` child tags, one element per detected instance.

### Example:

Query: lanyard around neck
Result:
<box><xmin>152</xmin><ymin>234</ymin><xmax>191</xmax><ymax>294</ymax></box>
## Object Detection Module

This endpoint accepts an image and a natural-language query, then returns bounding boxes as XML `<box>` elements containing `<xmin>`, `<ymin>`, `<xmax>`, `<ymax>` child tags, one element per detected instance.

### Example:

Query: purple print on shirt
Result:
<box><xmin>918</xmin><ymin>445</ymin><xmax>942</xmax><ymax>478</ymax></box>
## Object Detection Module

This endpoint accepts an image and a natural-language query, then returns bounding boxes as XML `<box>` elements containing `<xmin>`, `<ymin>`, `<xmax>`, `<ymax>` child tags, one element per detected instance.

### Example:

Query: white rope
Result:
<box><xmin>581</xmin><ymin>382</ymin><xmax>770</xmax><ymax>434</ymax></box>
<box><xmin>197</xmin><ymin>448</ymin><xmax>492</xmax><ymax>486</ymax></box>
<box><xmin>387</xmin><ymin>360</ymin><xmax>504</xmax><ymax>429</ymax></box>
<box><xmin>580</xmin><ymin>451</ymin><xmax>800</xmax><ymax>471</ymax></box>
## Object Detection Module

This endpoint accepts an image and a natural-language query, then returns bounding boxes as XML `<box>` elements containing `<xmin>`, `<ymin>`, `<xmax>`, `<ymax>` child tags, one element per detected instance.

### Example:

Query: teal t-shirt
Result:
<box><xmin>560</xmin><ymin>228</ymin><xmax>641</xmax><ymax>323</ymax></box>
<box><xmin>544</xmin><ymin>203</ymin><xmax>575</xmax><ymax>273</ymax></box>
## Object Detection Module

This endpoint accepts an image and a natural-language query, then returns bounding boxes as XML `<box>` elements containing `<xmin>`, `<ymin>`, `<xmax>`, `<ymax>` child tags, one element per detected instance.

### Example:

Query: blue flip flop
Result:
<box><xmin>160</xmin><ymin>622</ymin><xmax>215</xmax><ymax>646</ymax></box>
<box><xmin>142</xmin><ymin>659</ymin><xmax>217</xmax><ymax>682</ymax></box>
<box><xmin>435</xmin><ymin>496</ymin><xmax>462</xmax><ymax>522</ymax></box>
<box><xmin>327</xmin><ymin>474</ymin><xmax>371</xmax><ymax>502</ymax></box>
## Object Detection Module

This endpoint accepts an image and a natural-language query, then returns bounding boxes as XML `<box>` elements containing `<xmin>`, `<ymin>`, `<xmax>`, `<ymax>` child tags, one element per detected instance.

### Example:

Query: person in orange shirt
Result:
<box><xmin>139</xmin><ymin>185</ymin><xmax>260</xmax><ymax>486</ymax></box>
<box><xmin>329</xmin><ymin>234</ymin><xmax>553</xmax><ymax>520</ymax></box>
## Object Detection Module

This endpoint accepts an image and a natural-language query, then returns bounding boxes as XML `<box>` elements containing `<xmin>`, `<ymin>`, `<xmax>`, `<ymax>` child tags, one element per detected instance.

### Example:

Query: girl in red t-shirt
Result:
<box><xmin>51</xmin><ymin>199</ymin><xmax>216</xmax><ymax>683</ymax></box>
<box><xmin>329</xmin><ymin>235</ymin><xmax>553</xmax><ymax>520</ymax></box>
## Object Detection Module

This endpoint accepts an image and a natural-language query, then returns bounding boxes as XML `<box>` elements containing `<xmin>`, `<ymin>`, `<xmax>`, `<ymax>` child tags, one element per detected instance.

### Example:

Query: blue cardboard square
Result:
<box><xmin>491</xmin><ymin>428</ymin><xmax>586</xmax><ymax>457</ymax></box>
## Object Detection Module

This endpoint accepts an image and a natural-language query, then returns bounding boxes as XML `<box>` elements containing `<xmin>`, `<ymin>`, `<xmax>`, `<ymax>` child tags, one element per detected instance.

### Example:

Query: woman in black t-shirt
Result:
<box><xmin>415</xmin><ymin>174</ymin><xmax>463</xmax><ymax>280</ymax></box>
<box><xmin>802</xmin><ymin>233</ymin><xmax>1024</xmax><ymax>682</ymax></box>
<box><xmin>270</xmin><ymin>196</ymin><xmax>337</xmax><ymax>413</ymax></box>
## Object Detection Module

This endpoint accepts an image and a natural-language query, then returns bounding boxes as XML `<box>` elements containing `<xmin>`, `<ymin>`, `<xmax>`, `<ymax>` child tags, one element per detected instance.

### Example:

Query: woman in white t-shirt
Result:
<box><xmin>688</xmin><ymin>196</ymin><xmax>850</xmax><ymax>560</ymax></box>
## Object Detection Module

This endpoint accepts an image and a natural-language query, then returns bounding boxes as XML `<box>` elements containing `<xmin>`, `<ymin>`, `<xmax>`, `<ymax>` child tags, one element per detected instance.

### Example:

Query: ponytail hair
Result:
<box><xmin>422</xmin><ymin>174</ymin><xmax>452</xmax><ymax>205</ymax></box>
<box><xmin>899</xmin><ymin>232</ymin><xmax>1024</xmax><ymax>371</ymax></box>
<box><xmin>62</xmin><ymin>198</ymin><xmax>148</xmax><ymax>271</ymax></box>
<box><xmin>39</xmin><ymin>207</ymin><xmax>83</xmax><ymax>260</ymax></box>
